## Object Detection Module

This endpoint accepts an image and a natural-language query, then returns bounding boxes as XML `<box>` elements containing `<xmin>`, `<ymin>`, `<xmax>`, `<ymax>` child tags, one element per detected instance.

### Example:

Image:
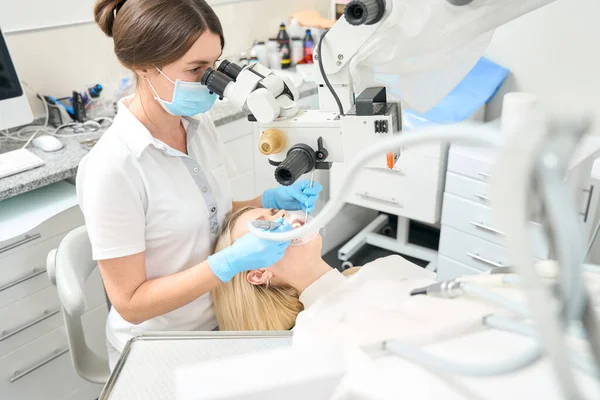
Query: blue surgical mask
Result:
<box><xmin>147</xmin><ymin>68</ymin><xmax>217</xmax><ymax>116</ymax></box>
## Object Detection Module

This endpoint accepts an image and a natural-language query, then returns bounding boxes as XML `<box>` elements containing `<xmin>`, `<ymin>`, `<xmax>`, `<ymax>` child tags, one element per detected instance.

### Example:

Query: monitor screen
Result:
<box><xmin>0</xmin><ymin>27</ymin><xmax>23</xmax><ymax>101</ymax></box>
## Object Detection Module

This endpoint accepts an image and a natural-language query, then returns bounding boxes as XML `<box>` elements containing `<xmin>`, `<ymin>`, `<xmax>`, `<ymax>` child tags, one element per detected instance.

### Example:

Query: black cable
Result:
<box><xmin>317</xmin><ymin>29</ymin><xmax>345</xmax><ymax>116</ymax></box>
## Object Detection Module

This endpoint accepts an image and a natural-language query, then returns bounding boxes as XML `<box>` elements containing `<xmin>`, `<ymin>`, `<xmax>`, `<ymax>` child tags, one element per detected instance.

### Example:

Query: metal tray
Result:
<box><xmin>99</xmin><ymin>331</ymin><xmax>293</xmax><ymax>399</ymax></box>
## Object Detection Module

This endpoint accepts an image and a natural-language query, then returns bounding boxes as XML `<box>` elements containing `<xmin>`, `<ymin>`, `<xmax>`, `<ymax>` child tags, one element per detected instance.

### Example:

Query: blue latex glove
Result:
<box><xmin>207</xmin><ymin>220</ymin><xmax>292</xmax><ymax>282</ymax></box>
<box><xmin>262</xmin><ymin>179</ymin><xmax>323</xmax><ymax>213</ymax></box>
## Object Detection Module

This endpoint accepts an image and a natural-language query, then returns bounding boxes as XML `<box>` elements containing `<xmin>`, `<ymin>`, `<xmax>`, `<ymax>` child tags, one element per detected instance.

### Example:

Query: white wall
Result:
<box><xmin>484</xmin><ymin>0</ymin><xmax>600</xmax><ymax>261</ymax></box>
<box><xmin>4</xmin><ymin>0</ymin><xmax>328</xmax><ymax>116</ymax></box>
<box><xmin>484</xmin><ymin>0</ymin><xmax>600</xmax><ymax>135</ymax></box>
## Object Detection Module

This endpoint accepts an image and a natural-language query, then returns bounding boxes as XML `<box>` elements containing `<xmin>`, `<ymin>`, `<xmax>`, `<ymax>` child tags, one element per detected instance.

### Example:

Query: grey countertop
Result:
<box><xmin>0</xmin><ymin>83</ymin><xmax>317</xmax><ymax>201</ymax></box>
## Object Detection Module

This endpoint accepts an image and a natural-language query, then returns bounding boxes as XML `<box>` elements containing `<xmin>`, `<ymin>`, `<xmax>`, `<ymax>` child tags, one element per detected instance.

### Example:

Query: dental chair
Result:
<box><xmin>46</xmin><ymin>226</ymin><xmax>111</xmax><ymax>384</ymax></box>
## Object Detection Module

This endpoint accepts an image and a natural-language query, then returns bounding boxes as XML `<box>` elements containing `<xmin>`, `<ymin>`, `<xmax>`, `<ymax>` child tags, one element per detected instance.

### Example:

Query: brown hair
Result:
<box><xmin>94</xmin><ymin>0</ymin><xmax>224</xmax><ymax>70</ymax></box>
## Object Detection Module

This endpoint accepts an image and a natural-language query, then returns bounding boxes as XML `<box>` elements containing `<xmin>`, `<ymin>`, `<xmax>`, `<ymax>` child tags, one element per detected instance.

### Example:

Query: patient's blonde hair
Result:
<box><xmin>211</xmin><ymin>207</ymin><xmax>304</xmax><ymax>331</ymax></box>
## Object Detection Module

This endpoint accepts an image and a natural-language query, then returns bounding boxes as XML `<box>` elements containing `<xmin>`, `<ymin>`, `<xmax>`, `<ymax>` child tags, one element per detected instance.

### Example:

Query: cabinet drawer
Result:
<box><xmin>394</xmin><ymin>150</ymin><xmax>444</xmax><ymax>180</ymax></box>
<box><xmin>447</xmin><ymin>145</ymin><xmax>496</xmax><ymax>182</ymax></box>
<box><xmin>0</xmin><ymin>305</ymin><xmax>108</xmax><ymax>400</ymax></box>
<box><xmin>0</xmin><ymin>286</ymin><xmax>62</xmax><ymax>358</ymax></box>
<box><xmin>436</xmin><ymin>256</ymin><xmax>482</xmax><ymax>282</ymax></box>
<box><xmin>444</xmin><ymin>172</ymin><xmax>491</xmax><ymax>206</ymax></box>
<box><xmin>441</xmin><ymin>193</ymin><xmax>549</xmax><ymax>259</ymax></box>
<box><xmin>231</xmin><ymin>172</ymin><xmax>256</xmax><ymax>201</ymax></box>
<box><xmin>332</xmin><ymin>151</ymin><xmax>444</xmax><ymax>195</ymax></box>
<box><xmin>224</xmin><ymin>134</ymin><xmax>253</xmax><ymax>176</ymax></box>
<box><xmin>0</xmin><ymin>206</ymin><xmax>83</xmax><ymax>260</ymax></box>
<box><xmin>399</xmin><ymin>142</ymin><xmax>447</xmax><ymax>159</ymax></box>
<box><xmin>0</xmin><ymin>269</ymin><xmax>106</xmax><ymax>358</ymax></box>
<box><xmin>331</xmin><ymin>159</ymin><xmax>443</xmax><ymax>224</ymax></box>
<box><xmin>439</xmin><ymin>226</ymin><xmax>513</xmax><ymax>272</ymax></box>
<box><xmin>0</xmin><ymin>234</ymin><xmax>65</xmax><ymax>309</ymax></box>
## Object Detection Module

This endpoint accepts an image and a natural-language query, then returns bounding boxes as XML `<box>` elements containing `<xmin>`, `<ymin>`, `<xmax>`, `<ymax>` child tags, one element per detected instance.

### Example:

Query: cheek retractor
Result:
<box><xmin>284</xmin><ymin>211</ymin><xmax>318</xmax><ymax>246</ymax></box>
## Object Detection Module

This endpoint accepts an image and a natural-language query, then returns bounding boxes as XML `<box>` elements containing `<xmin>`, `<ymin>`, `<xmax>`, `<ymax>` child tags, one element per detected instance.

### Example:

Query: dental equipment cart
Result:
<box><xmin>99</xmin><ymin>331</ymin><xmax>293</xmax><ymax>400</ymax></box>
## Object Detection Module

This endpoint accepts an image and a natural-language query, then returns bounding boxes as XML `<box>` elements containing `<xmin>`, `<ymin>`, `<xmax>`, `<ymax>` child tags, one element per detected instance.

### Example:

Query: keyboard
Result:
<box><xmin>0</xmin><ymin>148</ymin><xmax>45</xmax><ymax>179</ymax></box>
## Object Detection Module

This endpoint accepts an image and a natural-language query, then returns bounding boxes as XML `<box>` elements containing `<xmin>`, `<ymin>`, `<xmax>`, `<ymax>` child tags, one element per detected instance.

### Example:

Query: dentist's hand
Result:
<box><xmin>262</xmin><ymin>179</ymin><xmax>323</xmax><ymax>213</ymax></box>
<box><xmin>207</xmin><ymin>221</ymin><xmax>292</xmax><ymax>282</ymax></box>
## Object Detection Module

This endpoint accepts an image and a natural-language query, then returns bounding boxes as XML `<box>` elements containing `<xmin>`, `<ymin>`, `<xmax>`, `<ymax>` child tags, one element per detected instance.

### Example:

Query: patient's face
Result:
<box><xmin>231</xmin><ymin>208</ymin><xmax>323</xmax><ymax>285</ymax></box>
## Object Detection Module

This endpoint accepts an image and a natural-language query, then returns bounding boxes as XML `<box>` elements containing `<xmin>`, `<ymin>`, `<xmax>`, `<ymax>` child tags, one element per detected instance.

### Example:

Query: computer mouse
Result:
<box><xmin>31</xmin><ymin>135</ymin><xmax>64</xmax><ymax>152</ymax></box>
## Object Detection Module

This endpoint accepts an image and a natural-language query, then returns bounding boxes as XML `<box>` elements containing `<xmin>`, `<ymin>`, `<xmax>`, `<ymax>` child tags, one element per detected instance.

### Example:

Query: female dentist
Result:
<box><xmin>79</xmin><ymin>0</ymin><xmax>322</xmax><ymax>369</ymax></box>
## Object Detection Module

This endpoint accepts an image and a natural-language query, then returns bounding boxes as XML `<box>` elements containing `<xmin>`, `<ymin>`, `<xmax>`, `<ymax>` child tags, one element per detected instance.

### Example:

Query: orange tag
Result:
<box><xmin>387</xmin><ymin>152</ymin><xmax>395</xmax><ymax>169</ymax></box>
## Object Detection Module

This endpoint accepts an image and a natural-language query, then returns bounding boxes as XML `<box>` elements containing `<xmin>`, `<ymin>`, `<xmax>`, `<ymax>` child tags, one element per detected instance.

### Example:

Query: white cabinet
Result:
<box><xmin>0</xmin><ymin>182</ymin><xmax>106</xmax><ymax>400</ymax></box>
<box><xmin>437</xmin><ymin>146</ymin><xmax>550</xmax><ymax>280</ymax></box>
<box><xmin>437</xmin><ymin>145</ymin><xmax>597</xmax><ymax>281</ymax></box>
<box><xmin>216</xmin><ymin>118</ymin><xmax>256</xmax><ymax>201</ymax></box>
<box><xmin>330</xmin><ymin>144</ymin><xmax>447</xmax><ymax>225</ymax></box>
<box><xmin>0</xmin><ymin>306</ymin><xmax>107</xmax><ymax>400</ymax></box>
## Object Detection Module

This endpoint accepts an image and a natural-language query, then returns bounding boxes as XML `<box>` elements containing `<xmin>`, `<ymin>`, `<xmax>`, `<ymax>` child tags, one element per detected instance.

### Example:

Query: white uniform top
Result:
<box><xmin>76</xmin><ymin>96</ymin><xmax>235</xmax><ymax>355</ymax></box>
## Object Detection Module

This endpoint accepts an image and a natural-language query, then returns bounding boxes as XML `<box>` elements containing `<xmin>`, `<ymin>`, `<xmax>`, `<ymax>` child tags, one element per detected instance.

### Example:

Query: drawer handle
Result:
<box><xmin>357</xmin><ymin>193</ymin><xmax>402</xmax><ymax>206</ymax></box>
<box><xmin>474</xmin><ymin>193</ymin><xmax>490</xmax><ymax>202</ymax></box>
<box><xmin>466</xmin><ymin>252</ymin><xmax>506</xmax><ymax>269</ymax></box>
<box><xmin>10</xmin><ymin>347</ymin><xmax>69</xmax><ymax>383</ymax></box>
<box><xmin>470</xmin><ymin>221</ymin><xmax>504</xmax><ymax>236</ymax></box>
<box><xmin>580</xmin><ymin>185</ymin><xmax>594</xmax><ymax>223</ymax></box>
<box><xmin>0</xmin><ymin>233</ymin><xmax>42</xmax><ymax>255</ymax></box>
<box><xmin>0</xmin><ymin>309</ymin><xmax>60</xmax><ymax>342</ymax></box>
<box><xmin>0</xmin><ymin>268</ymin><xmax>47</xmax><ymax>293</ymax></box>
<box><xmin>477</xmin><ymin>172</ymin><xmax>491</xmax><ymax>179</ymax></box>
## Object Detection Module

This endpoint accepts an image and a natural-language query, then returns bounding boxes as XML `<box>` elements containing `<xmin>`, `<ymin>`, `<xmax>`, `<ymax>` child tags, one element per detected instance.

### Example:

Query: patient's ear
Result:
<box><xmin>246</xmin><ymin>269</ymin><xmax>274</xmax><ymax>286</ymax></box>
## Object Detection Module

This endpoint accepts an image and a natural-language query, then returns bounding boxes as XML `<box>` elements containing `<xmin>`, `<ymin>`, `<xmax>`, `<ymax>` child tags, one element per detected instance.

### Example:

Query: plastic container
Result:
<box><xmin>268</xmin><ymin>52</ymin><xmax>282</xmax><ymax>70</ymax></box>
<box><xmin>239</xmin><ymin>51</ymin><xmax>248</xmax><ymax>67</ymax></box>
<box><xmin>253</xmin><ymin>41</ymin><xmax>268</xmax><ymax>66</ymax></box>
<box><xmin>288</xmin><ymin>18</ymin><xmax>304</xmax><ymax>38</ymax></box>
<box><xmin>248</xmin><ymin>46</ymin><xmax>259</xmax><ymax>65</ymax></box>
<box><xmin>291</xmin><ymin>37</ymin><xmax>304</xmax><ymax>65</ymax></box>
<box><xmin>266</xmin><ymin>38</ymin><xmax>279</xmax><ymax>54</ymax></box>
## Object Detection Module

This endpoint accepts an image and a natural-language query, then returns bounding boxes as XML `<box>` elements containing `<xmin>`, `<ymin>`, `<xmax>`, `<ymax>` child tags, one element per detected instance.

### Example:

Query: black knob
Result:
<box><xmin>201</xmin><ymin>68</ymin><xmax>234</xmax><ymax>98</ymax></box>
<box><xmin>345</xmin><ymin>0</ymin><xmax>386</xmax><ymax>26</ymax></box>
<box><xmin>217</xmin><ymin>60</ymin><xmax>243</xmax><ymax>81</ymax></box>
<box><xmin>275</xmin><ymin>144</ymin><xmax>317</xmax><ymax>186</ymax></box>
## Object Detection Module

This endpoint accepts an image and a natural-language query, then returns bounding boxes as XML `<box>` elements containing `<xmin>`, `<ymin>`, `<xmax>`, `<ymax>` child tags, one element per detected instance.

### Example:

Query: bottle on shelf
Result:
<box><xmin>291</xmin><ymin>37</ymin><xmax>304</xmax><ymax>66</ymax></box>
<box><xmin>303</xmin><ymin>29</ymin><xmax>314</xmax><ymax>64</ymax></box>
<box><xmin>239</xmin><ymin>51</ymin><xmax>249</xmax><ymax>67</ymax></box>
<box><xmin>276</xmin><ymin>22</ymin><xmax>291</xmax><ymax>69</ymax></box>
<box><xmin>248</xmin><ymin>44</ymin><xmax>259</xmax><ymax>65</ymax></box>
<box><xmin>253</xmin><ymin>41</ymin><xmax>268</xmax><ymax>66</ymax></box>
<box><xmin>267</xmin><ymin>38</ymin><xmax>281</xmax><ymax>70</ymax></box>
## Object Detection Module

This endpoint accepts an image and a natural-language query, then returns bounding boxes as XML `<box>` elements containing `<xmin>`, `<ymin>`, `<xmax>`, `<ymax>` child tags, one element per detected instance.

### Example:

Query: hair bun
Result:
<box><xmin>94</xmin><ymin>0</ymin><xmax>122</xmax><ymax>37</ymax></box>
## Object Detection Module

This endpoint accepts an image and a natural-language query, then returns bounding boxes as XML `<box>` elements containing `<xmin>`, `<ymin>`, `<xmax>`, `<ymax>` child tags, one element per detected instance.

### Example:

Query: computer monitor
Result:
<box><xmin>0</xmin><ymin>27</ymin><xmax>33</xmax><ymax>131</ymax></box>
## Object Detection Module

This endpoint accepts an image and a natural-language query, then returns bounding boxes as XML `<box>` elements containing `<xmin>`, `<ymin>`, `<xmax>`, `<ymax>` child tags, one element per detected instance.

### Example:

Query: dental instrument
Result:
<box><xmin>304</xmin><ymin>170</ymin><xmax>314</xmax><ymax>223</ymax></box>
<box><xmin>250</xmin><ymin>220</ymin><xmax>284</xmax><ymax>231</ymax></box>
<box><xmin>410</xmin><ymin>280</ymin><xmax>529</xmax><ymax>318</ymax></box>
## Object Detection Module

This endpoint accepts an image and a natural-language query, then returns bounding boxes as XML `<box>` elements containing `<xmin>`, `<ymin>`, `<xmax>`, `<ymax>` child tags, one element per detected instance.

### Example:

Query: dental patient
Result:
<box><xmin>211</xmin><ymin>206</ymin><xmax>354</xmax><ymax>330</ymax></box>
<box><xmin>211</xmin><ymin>207</ymin><xmax>498</xmax><ymax>351</ymax></box>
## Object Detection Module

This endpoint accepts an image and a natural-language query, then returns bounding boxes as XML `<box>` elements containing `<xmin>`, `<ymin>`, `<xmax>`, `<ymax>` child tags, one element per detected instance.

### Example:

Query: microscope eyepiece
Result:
<box><xmin>345</xmin><ymin>0</ymin><xmax>386</xmax><ymax>26</ymax></box>
<box><xmin>217</xmin><ymin>59</ymin><xmax>243</xmax><ymax>81</ymax></box>
<box><xmin>201</xmin><ymin>67</ymin><xmax>234</xmax><ymax>98</ymax></box>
